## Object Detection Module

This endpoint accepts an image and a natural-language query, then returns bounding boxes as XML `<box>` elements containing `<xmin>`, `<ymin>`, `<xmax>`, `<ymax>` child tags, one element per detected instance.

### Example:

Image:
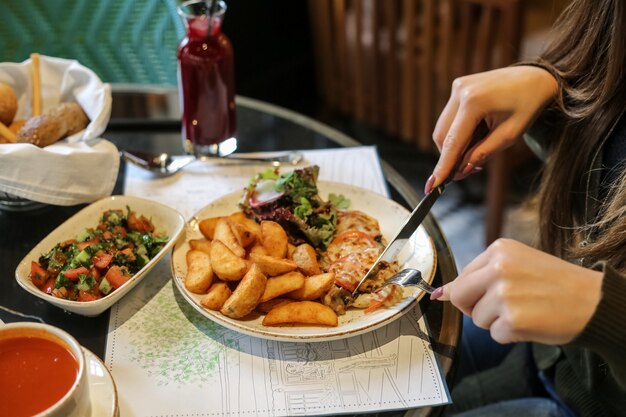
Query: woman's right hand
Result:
<box><xmin>426</xmin><ymin>66</ymin><xmax>558</xmax><ymax>193</ymax></box>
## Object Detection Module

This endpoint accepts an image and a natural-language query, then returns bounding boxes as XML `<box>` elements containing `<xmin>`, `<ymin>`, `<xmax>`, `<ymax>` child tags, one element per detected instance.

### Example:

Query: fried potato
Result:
<box><xmin>198</xmin><ymin>216</ymin><xmax>223</xmax><ymax>240</ymax></box>
<box><xmin>249</xmin><ymin>244</ymin><xmax>268</xmax><ymax>256</ymax></box>
<box><xmin>249</xmin><ymin>253</ymin><xmax>298</xmax><ymax>277</ymax></box>
<box><xmin>287</xmin><ymin>243</ymin><xmax>297</xmax><ymax>259</ymax></box>
<box><xmin>184</xmin><ymin>250</ymin><xmax>213</xmax><ymax>294</ymax></box>
<box><xmin>228</xmin><ymin>220</ymin><xmax>256</xmax><ymax>248</ymax></box>
<box><xmin>256</xmin><ymin>298</ymin><xmax>294</xmax><ymax>314</ymax></box>
<box><xmin>260</xmin><ymin>271</ymin><xmax>305</xmax><ymax>303</ymax></box>
<box><xmin>189</xmin><ymin>238</ymin><xmax>212</xmax><ymax>254</ymax></box>
<box><xmin>291</xmin><ymin>244</ymin><xmax>321</xmax><ymax>276</ymax></box>
<box><xmin>220</xmin><ymin>264</ymin><xmax>267</xmax><ymax>319</ymax></box>
<box><xmin>201</xmin><ymin>281</ymin><xmax>232</xmax><ymax>311</ymax></box>
<box><xmin>287</xmin><ymin>273</ymin><xmax>335</xmax><ymax>301</ymax></box>
<box><xmin>214</xmin><ymin>219</ymin><xmax>246</xmax><ymax>258</ymax></box>
<box><xmin>260</xmin><ymin>220</ymin><xmax>288</xmax><ymax>258</ymax></box>
<box><xmin>210</xmin><ymin>240</ymin><xmax>248</xmax><ymax>281</ymax></box>
<box><xmin>262</xmin><ymin>301</ymin><xmax>338</xmax><ymax>327</ymax></box>
<box><xmin>228</xmin><ymin>212</ymin><xmax>262</xmax><ymax>241</ymax></box>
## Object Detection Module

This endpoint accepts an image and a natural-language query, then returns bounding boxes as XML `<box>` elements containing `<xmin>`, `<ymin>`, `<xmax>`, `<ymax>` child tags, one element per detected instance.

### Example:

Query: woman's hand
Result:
<box><xmin>433</xmin><ymin>239</ymin><xmax>603</xmax><ymax>345</ymax></box>
<box><xmin>426</xmin><ymin>66</ymin><xmax>558</xmax><ymax>193</ymax></box>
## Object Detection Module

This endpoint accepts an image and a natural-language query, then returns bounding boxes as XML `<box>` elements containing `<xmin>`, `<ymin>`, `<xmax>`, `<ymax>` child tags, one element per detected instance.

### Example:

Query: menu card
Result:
<box><xmin>108</xmin><ymin>146</ymin><xmax>450</xmax><ymax>416</ymax></box>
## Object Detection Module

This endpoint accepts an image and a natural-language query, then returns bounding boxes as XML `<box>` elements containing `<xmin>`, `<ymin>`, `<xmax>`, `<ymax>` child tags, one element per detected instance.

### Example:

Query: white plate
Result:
<box><xmin>83</xmin><ymin>348</ymin><xmax>119</xmax><ymax>417</ymax></box>
<box><xmin>15</xmin><ymin>195</ymin><xmax>185</xmax><ymax>317</ymax></box>
<box><xmin>171</xmin><ymin>181</ymin><xmax>436</xmax><ymax>342</ymax></box>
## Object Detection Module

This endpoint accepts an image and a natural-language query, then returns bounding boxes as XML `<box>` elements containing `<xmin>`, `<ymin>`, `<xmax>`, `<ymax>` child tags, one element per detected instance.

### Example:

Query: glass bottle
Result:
<box><xmin>177</xmin><ymin>0</ymin><xmax>236</xmax><ymax>157</ymax></box>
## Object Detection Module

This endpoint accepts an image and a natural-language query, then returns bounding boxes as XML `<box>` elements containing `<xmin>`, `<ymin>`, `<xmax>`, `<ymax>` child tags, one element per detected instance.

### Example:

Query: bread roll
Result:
<box><xmin>16</xmin><ymin>102</ymin><xmax>89</xmax><ymax>147</ymax></box>
<box><xmin>0</xmin><ymin>82</ymin><xmax>18</xmax><ymax>125</ymax></box>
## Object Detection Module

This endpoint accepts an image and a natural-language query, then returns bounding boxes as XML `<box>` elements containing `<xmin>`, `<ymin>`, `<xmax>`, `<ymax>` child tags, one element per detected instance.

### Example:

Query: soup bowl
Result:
<box><xmin>0</xmin><ymin>322</ymin><xmax>90</xmax><ymax>417</ymax></box>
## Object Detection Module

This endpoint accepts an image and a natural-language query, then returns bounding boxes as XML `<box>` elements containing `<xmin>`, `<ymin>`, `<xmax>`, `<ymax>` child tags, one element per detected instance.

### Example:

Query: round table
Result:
<box><xmin>0</xmin><ymin>88</ymin><xmax>461</xmax><ymax>417</ymax></box>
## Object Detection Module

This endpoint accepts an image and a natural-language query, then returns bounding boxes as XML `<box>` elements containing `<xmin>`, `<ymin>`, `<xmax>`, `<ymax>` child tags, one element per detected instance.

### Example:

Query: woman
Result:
<box><xmin>427</xmin><ymin>1</ymin><xmax>626</xmax><ymax>416</ymax></box>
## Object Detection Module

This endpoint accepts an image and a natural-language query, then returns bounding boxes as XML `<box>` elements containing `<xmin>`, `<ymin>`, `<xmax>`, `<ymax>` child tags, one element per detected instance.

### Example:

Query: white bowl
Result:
<box><xmin>15</xmin><ymin>195</ymin><xmax>185</xmax><ymax>316</ymax></box>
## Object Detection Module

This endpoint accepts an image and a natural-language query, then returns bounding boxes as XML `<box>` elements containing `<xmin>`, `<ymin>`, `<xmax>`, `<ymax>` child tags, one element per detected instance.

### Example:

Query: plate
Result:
<box><xmin>83</xmin><ymin>348</ymin><xmax>119</xmax><ymax>417</ymax></box>
<box><xmin>171</xmin><ymin>181</ymin><xmax>436</xmax><ymax>342</ymax></box>
<box><xmin>15</xmin><ymin>195</ymin><xmax>185</xmax><ymax>317</ymax></box>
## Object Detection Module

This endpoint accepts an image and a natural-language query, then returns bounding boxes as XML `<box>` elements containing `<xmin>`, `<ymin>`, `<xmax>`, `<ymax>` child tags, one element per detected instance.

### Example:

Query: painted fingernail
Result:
<box><xmin>424</xmin><ymin>174</ymin><xmax>436</xmax><ymax>194</ymax></box>
<box><xmin>459</xmin><ymin>162</ymin><xmax>474</xmax><ymax>177</ymax></box>
<box><xmin>430</xmin><ymin>287</ymin><xmax>444</xmax><ymax>300</ymax></box>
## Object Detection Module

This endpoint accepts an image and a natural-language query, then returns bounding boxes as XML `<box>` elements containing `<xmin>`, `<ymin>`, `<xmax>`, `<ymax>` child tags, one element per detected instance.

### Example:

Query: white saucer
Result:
<box><xmin>83</xmin><ymin>348</ymin><xmax>119</xmax><ymax>417</ymax></box>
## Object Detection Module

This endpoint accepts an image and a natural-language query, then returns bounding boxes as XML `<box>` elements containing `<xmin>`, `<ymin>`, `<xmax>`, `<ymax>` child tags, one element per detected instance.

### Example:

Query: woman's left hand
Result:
<box><xmin>434</xmin><ymin>239</ymin><xmax>603</xmax><ymax>345</ymax></box>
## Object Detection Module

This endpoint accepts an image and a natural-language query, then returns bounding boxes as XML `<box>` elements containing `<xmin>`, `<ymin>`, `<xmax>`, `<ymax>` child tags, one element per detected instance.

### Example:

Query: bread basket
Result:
<box><xmin>0</xmin><ymin>55</ymin><xmax>116</xmax><ymax>211</ymax></box>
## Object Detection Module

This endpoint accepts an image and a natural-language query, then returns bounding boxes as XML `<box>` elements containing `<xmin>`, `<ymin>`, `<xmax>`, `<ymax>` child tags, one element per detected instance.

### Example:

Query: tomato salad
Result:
<box><xmin>30</xmin><ymin>207</ymin><xmax>169</xmax><ymax>302</ymax></box>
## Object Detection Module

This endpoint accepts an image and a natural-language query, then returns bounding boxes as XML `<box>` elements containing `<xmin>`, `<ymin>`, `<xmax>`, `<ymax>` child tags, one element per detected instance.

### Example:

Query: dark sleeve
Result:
<box><xmin>570</xmin><ymin>261</ymin><xmax>626</xmax><ymax>387</ymax></box>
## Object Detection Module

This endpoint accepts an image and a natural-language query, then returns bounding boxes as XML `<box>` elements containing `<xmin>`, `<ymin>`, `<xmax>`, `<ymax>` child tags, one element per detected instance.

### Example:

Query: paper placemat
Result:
<box><xmin>107</xmin><ymin>146</ymin><xmax>450</xmax><ymax>416</ymax></box>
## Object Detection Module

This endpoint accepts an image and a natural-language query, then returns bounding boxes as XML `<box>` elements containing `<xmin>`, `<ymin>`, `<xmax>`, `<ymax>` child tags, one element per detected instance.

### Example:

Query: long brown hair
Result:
<box><xmin>536</xmin><ymin>0</ymin><xmax>626</xmax><ymax>270</ymax></box>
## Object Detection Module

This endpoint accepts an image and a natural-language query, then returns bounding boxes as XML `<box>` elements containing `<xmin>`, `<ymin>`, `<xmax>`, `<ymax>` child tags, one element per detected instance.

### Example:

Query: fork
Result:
<box><xmin>378</xmin><ymin>268</ymin><xmax>436</xmax><ymax>294</ymax></box>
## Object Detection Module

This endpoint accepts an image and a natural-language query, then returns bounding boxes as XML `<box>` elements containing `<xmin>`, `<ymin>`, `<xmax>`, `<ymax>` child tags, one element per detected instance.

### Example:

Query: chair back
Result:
<box><xmin>0</xmin><ymin>0</ymin><xmax>185</xmax><ymax>85</ymax></box>
<box><xmin>308</xmin><ymin>0</ymin><xmax>523</xmax><ymax>151</ymax></box>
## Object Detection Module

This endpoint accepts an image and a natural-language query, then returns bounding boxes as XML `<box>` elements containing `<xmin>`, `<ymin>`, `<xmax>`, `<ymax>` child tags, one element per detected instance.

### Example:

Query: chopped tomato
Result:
<box><xmin>60</xmin><ymin>239</ymin><xmax>77</xmax><ymax>248</ymax></box>
<box><xmin>112</xmin><ymin>226</ymin><xmax>127</xmax><ymax>237</ymax></box>
<box><xmin>127</xmin><ymin>212</ymin><xmax>154</xmax><ymax>233</ymax></box>
<box><xmin>77</xmin><ymin>238</ymin><xmax>100</xmax><ymax>251</ymax></box>
<box><xmin>105</xmin><ymin>266</ymin><xmax>130</xmax><ymax>289</ymax></box>
<box><xmin>78</xmin><ymin>291</ymin><xmax>100</xmax><ymax>302</ymax></box>
<box><xmin>93</xmin><ymin>251</ymin><xmax>113</xmax><ymax>269</ymax></box>
<box><xmin>30</xmin><ymin>261</ymin><xmax>48</xmax><ymax>288</ymax></box>
<box><xmin>365</xmin><ymin>286</ymin><xmax>396</xmax><ymax>314</ymax></box>
<box><xmin>62</xmin><ymin>266</ymin><xmax>90</xmax><ymax>281</ymax></box>
<box><xmin>331</xmin><ymin>230</ymin><xmax>377</xmax><ymax>245</ymax></box>
<box><xmin>102</xmin><ymin>231</ymin><xmax>113</xmax><ymax>240</ymax></box>
<box><xmin>324</xmin><ymin>230</ymin><xmax>380</xmax><ymax>266</ymax></box>
<box><xmin>329</xmin><ymin>255</ymin><xmax>364</xmax><ymax>292</ymax></box>
<box><xmin>42</xmin><ymin>278</ymin><xmax>56</xmax><ymax>294</ymax></box>
<box><xmin>90</xmin><ymin>266</ymin><xmax>102</xmax><ymax>281</ymax></box>
<box><xmin>120</xmin><ymin>247</ymin><xmax>136</xmax><ymax>261</ymax></box>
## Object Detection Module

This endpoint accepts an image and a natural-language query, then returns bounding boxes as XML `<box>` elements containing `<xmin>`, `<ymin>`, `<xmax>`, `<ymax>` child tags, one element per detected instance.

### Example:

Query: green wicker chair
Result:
<box><xmin>0</xmin><ymin>0</ymin><xmax>185</xmax><ymax>85</ymax></box>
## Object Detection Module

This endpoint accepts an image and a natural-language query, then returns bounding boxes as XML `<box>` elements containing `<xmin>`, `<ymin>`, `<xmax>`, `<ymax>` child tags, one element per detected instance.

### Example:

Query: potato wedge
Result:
<box><xmin>189</xmin><ymin>238</ymin><xmax>212</xmax><ymax>254</ymax></box>
<box><xmin>228</xmin><ymin>212</ymin><xmax>262</xmax><ymax>241</ymax></box>
<box><xmin>201</xmin><ymin>281</ymin><xmax>232</xmax><ymax>311</ymax></box>
<box><xmin>228</xmin><ymin>220</ymin><xmax>256</xmax><ymax>248</ymax></box>
<box><xmin>228</xmin><ymin>211</ymin><xmax>261</xmax><ymax>240</ymax></box>
<box><xmin>291</xmin><ymin>243</ymin><xmax>321</xmax><ymax>276</ymax></box>
<box><xmin>220</xmin><ymin>264</ymin><xmax>267</xmax><ymax>319</ymax></box>
<box><xmin>249</xmin><ymin>244</ymin><xmax>268</xmax><ymax>256</ymax></box>
<box><xmin>260</xmin><ymin>220</ymin><xmax>288</xmax><ymax>258</ymax></box>
<box><xmin>259</xmin><ymin>271</ymin><xmax>305</xmax><ymax>303</ymax></box>
<box><xmin>287</xmin><ymin>273</ymin><xmax>335</xmax><ymax>301</ymax></box>
<box><xmin>287</xmin><ymin>243</ymin><xmax>297</xmax><ymax>259</ymax></box>
<box><xmin>256</xmin><ymin>298</ymin><xmax>294</xmax><ymax>314</ymax></box>
<box><xmin>249</xmin><ymin>253</ymin><xmax>298</xmax><ymax>277</ymax></box>
<box><xmin>214</xmin><ymin>219</ymin><xmax>246</xmax><ymax>258</ymax></box>
<box><xmin>210</xmin><ymin>240</ymin><xmax>248</xmax><ymax>281</ymax></box>
<box><xmin>184</xmin><ymin>250</ymin><xmax>213</xmax><ymax>294</ymax></box>
<box><xmin>262</xmin><ymin>301</ymin><xmax>338</xmax><ymax>327</ymax></box>
<box><xmin>198</xmin><ymin>216</ymin><xmax>223</xmax><ymax>240</ymax></box>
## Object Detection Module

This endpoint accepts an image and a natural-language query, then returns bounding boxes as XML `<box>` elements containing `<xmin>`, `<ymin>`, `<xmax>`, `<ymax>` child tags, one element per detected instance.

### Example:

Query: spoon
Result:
<box><xmin>120</xmin><ymin>150</ymin><xmax>305</xmax><ymax>176</ymax></box>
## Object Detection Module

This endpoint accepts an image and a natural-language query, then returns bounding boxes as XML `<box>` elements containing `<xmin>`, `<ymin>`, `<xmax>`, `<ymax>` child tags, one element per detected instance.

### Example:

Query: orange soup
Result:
<box><xmin>0</xmin><ymin>335</ymin><xmax>79</xmax><ymax>417</ymax></box>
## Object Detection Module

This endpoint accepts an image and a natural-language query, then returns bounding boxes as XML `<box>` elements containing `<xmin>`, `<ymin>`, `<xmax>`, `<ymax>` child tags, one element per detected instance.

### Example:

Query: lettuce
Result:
<box><xmin>240</xmin><ymin>165</ymin><xmax>349</xmax><ymax>249</ymax></box>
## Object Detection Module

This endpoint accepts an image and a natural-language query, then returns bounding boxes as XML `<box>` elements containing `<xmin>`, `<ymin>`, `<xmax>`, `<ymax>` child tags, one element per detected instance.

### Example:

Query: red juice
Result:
<box><xmin>177</xmin><ymin>4</ymin><xmax>235</xmax><ymax>155</ymax></box>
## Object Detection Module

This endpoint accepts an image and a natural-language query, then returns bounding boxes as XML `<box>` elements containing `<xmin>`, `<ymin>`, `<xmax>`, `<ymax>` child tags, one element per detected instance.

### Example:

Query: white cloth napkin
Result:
<box><xmin>0</xmin><ymin>55</ymin><xmax>118</xmax><ymax>205</ymax></box>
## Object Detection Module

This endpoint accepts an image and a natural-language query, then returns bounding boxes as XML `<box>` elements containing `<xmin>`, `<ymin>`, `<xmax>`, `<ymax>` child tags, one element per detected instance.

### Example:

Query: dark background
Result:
<box><xmin>222</xmin><ymin>1</ymin><xmax>319</xmax><ymax>117</ymax></box>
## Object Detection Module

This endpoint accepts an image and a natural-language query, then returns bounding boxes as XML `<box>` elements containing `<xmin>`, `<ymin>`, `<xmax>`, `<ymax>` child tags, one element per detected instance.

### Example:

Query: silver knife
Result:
<box><xmin>351</xmin><ymin>120</ymin><xmax>489</xmax><ymax>295</ymax></box>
